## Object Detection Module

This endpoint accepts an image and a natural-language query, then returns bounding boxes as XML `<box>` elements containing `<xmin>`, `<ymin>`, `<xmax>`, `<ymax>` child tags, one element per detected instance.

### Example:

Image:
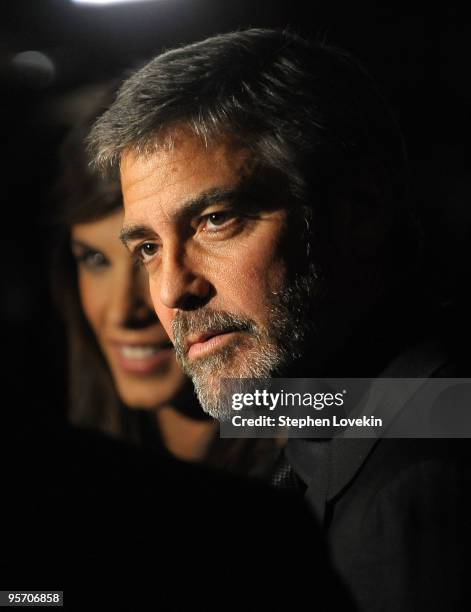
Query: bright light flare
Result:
<box><xmin>71</xmin><ymin>0</ymin><xmax>158</xmax><ymax>5</ymax></box>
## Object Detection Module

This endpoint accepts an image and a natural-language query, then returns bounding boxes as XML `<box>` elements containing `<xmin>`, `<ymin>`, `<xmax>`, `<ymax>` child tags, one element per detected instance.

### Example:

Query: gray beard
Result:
<box><xmin>172</xmin><ymin>261</ymin><xmax>320</xmax><ymax>421</ymax></box>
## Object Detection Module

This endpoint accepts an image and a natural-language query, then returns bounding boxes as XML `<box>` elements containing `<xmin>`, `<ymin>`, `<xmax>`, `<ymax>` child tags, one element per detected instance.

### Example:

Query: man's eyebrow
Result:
<box><xmin>172</xmin><ymin>186</ymin><xmax>241</xmax><ymax>221</ymax></box>
<box><xmin>119</xmin><ymin>224</ymin><xmax>157</xmax><ymax>247</ymax></box>
<box><xmin>120</xmin><ymin>186</ymin><xmax>243</xmax><ymax>247</ymax></box>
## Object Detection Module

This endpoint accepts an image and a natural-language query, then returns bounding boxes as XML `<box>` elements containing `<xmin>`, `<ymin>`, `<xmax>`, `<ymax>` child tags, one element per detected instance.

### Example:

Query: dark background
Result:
<box><xmin>1</xmin><ymin>1</ymin><xmax>469</xmax><ymax>423</ymax></box>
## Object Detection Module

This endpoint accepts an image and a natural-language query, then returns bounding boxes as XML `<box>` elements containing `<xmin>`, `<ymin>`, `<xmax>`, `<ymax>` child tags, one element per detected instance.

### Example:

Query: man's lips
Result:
<box><xmin>186</xmin><ymin>330</ymin><xmax>240</xmax><ymax>360</ymax></box>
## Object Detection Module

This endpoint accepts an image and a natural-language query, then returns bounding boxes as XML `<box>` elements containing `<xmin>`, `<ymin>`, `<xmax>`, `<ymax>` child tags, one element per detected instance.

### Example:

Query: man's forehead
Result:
<box><xmin>121</xmin><ymin>135</ymin><xmax>252</xmax><ymax>188</ymax></box>
<box><xmin>120</xmin><ymin>136</ymin><xmax>254</xmax><ymax>223</ymax></box>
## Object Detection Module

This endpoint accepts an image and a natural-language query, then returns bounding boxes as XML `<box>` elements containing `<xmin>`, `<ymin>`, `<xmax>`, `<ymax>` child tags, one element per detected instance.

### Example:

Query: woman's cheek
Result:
<box><xmin>78</xmin><ymin>274</ymin><xmax>107</xmax><ymax>334</ymax></box>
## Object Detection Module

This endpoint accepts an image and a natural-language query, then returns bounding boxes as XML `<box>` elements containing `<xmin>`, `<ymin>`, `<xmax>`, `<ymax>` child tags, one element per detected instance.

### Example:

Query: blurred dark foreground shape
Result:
<box><xmin>0</xmin><ymin>420</ymin><xmax>353</xmax><ymax>610</ymax></box>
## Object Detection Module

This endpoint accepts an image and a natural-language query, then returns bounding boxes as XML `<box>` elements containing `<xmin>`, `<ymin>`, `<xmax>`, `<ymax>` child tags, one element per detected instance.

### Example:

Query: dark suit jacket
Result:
<box><xmin>286</xmin><ymin>340</ymin><xmax>471</xmax><ymax>611</ymax></box>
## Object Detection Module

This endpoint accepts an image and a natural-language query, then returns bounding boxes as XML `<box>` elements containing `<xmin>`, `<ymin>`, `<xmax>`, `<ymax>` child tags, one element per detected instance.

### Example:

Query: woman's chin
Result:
<box><xmin>115</xmin><ymin>382</ymin><xmax>181</xmax><ymax>411</ymax></box>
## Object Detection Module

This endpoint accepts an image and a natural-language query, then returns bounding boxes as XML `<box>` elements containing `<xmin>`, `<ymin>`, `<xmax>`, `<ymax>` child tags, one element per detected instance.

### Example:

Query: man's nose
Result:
<box><xmin>158</xmin><ymin>244</ymin><xmax>212</xmax><ymax>310</ymax></box>
<box><xmin>109</xmin><ymin>264</ymin><xmax>157</xmax><ymax>329</ymax></box>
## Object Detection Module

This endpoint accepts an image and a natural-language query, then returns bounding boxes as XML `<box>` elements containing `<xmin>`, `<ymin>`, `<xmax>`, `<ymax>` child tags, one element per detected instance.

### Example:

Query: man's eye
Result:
<box><xmin>201</xmin><ymin>211</ymin><xmax>235</xmax><ymax>230</ymax></box>
<box><xmin>137</xmin><ymin>242</ymin><xmax>160</xmax><ymax>263</ymax></box>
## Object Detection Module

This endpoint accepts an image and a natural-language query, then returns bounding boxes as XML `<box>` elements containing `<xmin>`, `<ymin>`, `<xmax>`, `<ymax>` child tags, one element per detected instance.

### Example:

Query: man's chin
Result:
<box><xmin>187</xmin><ymin>368</ymin><xmax>235</xmax><ymax>421</ymax></box>
<box><xmin>199</xmin><ymin>400</ymin><xmax>233</xmax><ymax>422</ymax></box>
<box><xmin>183</xmin><ymin>344</ymin><xmax>284</xmax><ymax>421</ymax></box>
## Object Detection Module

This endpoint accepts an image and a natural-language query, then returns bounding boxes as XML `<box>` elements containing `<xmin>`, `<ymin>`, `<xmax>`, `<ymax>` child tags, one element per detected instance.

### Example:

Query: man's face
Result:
<box><xmin>120</xmin><ymin>132</ymin><xmax>314</xmax><ymax>419</ymax></box>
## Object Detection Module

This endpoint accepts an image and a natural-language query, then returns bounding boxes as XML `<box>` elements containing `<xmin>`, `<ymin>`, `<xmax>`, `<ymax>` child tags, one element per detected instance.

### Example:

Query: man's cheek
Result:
<box><xmin>160</xmin><ymin>309</ymin><xmax>175</xmax><ymax>342</ymax></box>
<box><xmin>235</xmin><ymin>263</ymin><xmax>285</xmax><ymax>309</ymax></box>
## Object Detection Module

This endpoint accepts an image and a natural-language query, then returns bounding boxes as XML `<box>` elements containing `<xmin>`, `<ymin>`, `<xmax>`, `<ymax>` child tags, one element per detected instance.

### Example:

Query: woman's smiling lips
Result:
<box><xmin>111</xmin><ymin>341</ymin><xmax>174</xmax><ymax>374</ymax></box>
<box><xmin>186</xmin><ymin>330</ymin><xmax>239</xmax><ymax>360</ymax></box>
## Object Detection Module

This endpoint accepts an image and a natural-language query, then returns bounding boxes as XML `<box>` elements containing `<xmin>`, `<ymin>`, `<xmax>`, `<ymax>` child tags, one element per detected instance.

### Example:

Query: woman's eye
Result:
<box><xmin>76</xmin><ymin>250</ymin><xmax>108</xmax><ymax>269</ymax></box>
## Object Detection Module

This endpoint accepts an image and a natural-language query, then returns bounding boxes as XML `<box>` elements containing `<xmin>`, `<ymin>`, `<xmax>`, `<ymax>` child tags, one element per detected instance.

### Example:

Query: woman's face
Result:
<box><xmin>71</xmin><ymin>209</ymin><xmax>187</xmax><ymax>410</ymax></box>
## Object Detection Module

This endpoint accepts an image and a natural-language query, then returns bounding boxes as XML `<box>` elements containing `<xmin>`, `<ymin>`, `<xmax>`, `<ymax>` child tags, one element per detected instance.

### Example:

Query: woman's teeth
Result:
<box><xmin>120</xmin><ymin>345</ymin><xmax>159</xmax><ymax>359</ymax></box>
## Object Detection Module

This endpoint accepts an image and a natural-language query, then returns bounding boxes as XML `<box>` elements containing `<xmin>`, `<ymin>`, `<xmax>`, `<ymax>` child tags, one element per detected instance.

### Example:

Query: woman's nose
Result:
<box><xmin>108</xmin><ymin>263</ymin><xmax>158</xmax><ymax>329</ymax></box>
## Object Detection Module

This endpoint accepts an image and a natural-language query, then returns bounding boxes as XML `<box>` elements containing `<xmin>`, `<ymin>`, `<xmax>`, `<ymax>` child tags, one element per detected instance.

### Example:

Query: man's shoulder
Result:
<box><xmin>330</xmin><ymin>438</ymin><xmax>471</xmax><ymax>611</ymax></box>
<box><xmin>355</xmin><ymin>437</ymin><xmax>471</xmax><ymax>495</ymax></box>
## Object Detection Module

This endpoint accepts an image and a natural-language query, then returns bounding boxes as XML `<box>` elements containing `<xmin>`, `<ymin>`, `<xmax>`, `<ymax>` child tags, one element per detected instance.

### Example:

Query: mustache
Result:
<box><xmin>172</xmin><ymin>308</ymin><xmax>258</xmax><ymax>354</ymax></box>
